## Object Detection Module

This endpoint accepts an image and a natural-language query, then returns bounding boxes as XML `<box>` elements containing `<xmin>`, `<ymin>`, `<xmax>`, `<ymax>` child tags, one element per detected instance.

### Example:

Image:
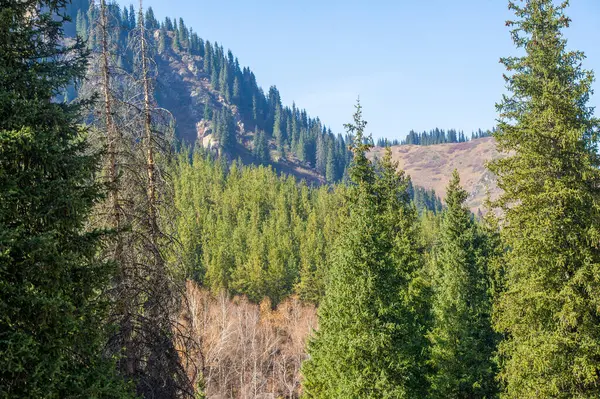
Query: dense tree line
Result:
<box><xmin>172</xmin><ymin>145</ymin><xmax>445</xmax><ymax>306</ymax></box>
<box><xmin>3</xmin><ymin>1</ymin><xmax>600</xmax><ymax>398</ymax></box>
<box><xmin>172</xmin><ymin>149</ymin><xmax>346</xmax><ymax>305</ymax></box>
<box><xmin>409</xmin><ymin>181</ymin><xmax>444</xmax><ymax>214</ymax></box>
<box><xmin>375</xmin><ymin>137</ymin><xmax>401</xmax><ymax>147</ymax></box>
<box><xmin>402</xmin><ymin>128</ymin><xmax>493</xmax><ymax>146</ymax></box>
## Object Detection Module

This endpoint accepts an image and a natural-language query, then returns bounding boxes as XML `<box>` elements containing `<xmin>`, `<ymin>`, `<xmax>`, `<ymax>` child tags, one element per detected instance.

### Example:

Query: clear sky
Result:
<box><xmin>121</xmin><ymin>0</ymin><xmax>600</xmax><ymax>140</ymax></box>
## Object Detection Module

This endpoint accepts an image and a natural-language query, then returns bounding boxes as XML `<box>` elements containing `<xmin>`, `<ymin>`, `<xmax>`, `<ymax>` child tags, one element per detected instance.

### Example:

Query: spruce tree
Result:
<box><xmin>253</xmin><ymin>130</ymin><xmax>270</xmax><ymax>165</ymax></box>
<box><xmin>325</xmin><ymin>141</ymin><xmax>336</xmax><ymax>182</ymax></box>
<box><xmin>128</xmin><ymin>4</ymin><xmax>136</xmax><ymax>29</ymax></box>
<box><xmin>489</xmin><ymin>1</ymin><xmax>600</xmax><ymax>397</ymax></box>
<box><xmin>427</xmin><ymin>170</ymin><xmax>498</xmax><ymax>399</ymax></box>
<box><xmin>211</xmin><ymin>67</ymin><xmax>219</xmax><ymax>90</ymax></box>
<box><xmin>301</xmin><ymin>103</ymin><xmax>428</xmax><ymax>398</ymax></box>
<box><xmin>76</xmin><ymin>8</ymin><xmax>88</xmax><ymax>41</ymax></box>
<box><xmin>158</xmin><ymin>25</ymin><xmax>167</xmax><ymax>54</ymax></box>
<box><xmin>233</xmin><ymin>75</ymin><xmax>241</xmax><ymax>103</ymax></box>
<box><xmin>0</xmin><ymin>1</ymin><xmax>130</xmax><ymax>397</ymax></box>
<box><xmin>145</xmin><ymin>7</ymin><xmax>158</xmax><ymax>30</ymax></box>
<box><xmin>220</xmin><ymin>62</ymin><xmax>231</xmax><ymax>102</ymax></box>
<box><xmin>164</xmin><ymin>16</ymin><xmax>173</xmax><ymax>31</ymax></box>
<box><xmin>178</xmin><ymin>17</ymin><xmax>188</xmax><ymax>48</ymax></box>
<box><xmin>219</xmin><ymin>108</ymin><xmax>236</xmax><ymax>152</ymax></box>
<box><xmin>172</xmin><ymin>25</ymin><xmax>180</xmax><ymax>52</ymax></box>
<box><xmin>273</xmin><ymin>102</ymin><xmax>285</xmax><ymax>156</ymax></box>
<box><xmin>203</xmin><ymin>101</ymin><xmax>212</xmax><ymax>121</ymax></box>
<box><xmin>204</xmin><ymin>40</ymin><xmax>212</xmax><ymax>74</ymax></box>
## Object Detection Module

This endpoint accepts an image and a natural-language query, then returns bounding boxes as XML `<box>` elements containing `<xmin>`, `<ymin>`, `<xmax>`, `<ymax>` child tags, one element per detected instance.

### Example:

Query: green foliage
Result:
<box><xmin>401</xmin><ymin>128</ymin><xmax>492</xmax><ymax>146</ymax></box>
<box><xmin>325</xmin><ymin>141</ymin><xmax>336</xmax><ymax>183</ymax></box>
<box><xmin>489</xmin><ymin>1</ymin><xmax>600</xmax><ymax>397</ymax></box>
<box><xmin>158</xmin><ymin>25</ymin><xmax>167</xmax><ymax>54</ymax></box>
<box><xmin>301</xmin><ymin>103</ymin><xmax>429</xmax><ymax>398</ymax></box>
<box><xmin>427</xmin><ymin>170</ymin><xmax>498</xmax><ymax>399</ymax></box>
<box><xmin>145</xmin><ymin>7</ymin><xmax>159</xmax><ymax>30</ymax></box>
<box><xmin>0</xmin><ymin>1</ymin><xmax>131</xmax><ymax>397</ymax></box>
<box><xmin>253</xmin><ymin>130</ymin><xmax>270</xmax><ymax>165</ymax></box>
<box><xmin>273</xmin><ymin>103</ymin><xmax>284</xmax><ymax>156</ymax></box>
<box><xmin>408</xmin><ymin>178</ymin><xmax>443</xmax><ymax>214</ymax></box>
<box><xmin>212</xmin><ymin>107</ymin><xmax>236</xmax><ymax>152</ymax></box>
<box><xmin>172</xmin><ymin>150</ymin><xmax>344</xmax><ymax>305</ymax></box>
<box><xmin>171</xmin><ymin>27</ymin><xmax>180</xmax><ymax>52</ymax></box>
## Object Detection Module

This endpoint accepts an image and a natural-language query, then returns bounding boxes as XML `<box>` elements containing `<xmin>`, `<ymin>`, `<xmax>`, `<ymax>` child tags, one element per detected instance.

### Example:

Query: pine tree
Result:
<box><xmin>171</xmin><ymin>25</ymin><xmax>180</xmax><ymax>52</ymax></box>
<box><xmin>203</xmin><ymin>101</ymin><xmax>212</xmax><ymax>121</ymax></box>
<box><xmin>253</xmin><ymin>130</ymin><xmax>270</xmax><ymax>165</ymax></box>
<box><xmin>0</xmin><ymin>1</ymin><xmax>130</xmax><ymax>396</ymax></box>
<box><xmin>145</xmin><ymin>6</ymin><xmax>158</xmax><ymax>30</ymax></box>
<box><xmin>76</xmin><ymin>8</ymin><xmax>88</xmax><ymax>41</ymax></box>
<box><xmin>211</xmin><ymin>66</ymin><xmax>219</xmax><ymax>90</ymax></box>
<box><xmin>296</xmin><ymin>130</ymin><xmax>308</xmax><ymax>163</ymax></box>
<box><xmin>158</xmin><ymin>25</ymin><xmax>167</xmax><ymax>54</ymax></box>
<box><xmin>489</xmin><ymin>1</ymin><xmax>600</xmax><ymax>397</ymax></box>
<box><xmin>315</xmin><ymin>132</ymin><xmax>326</xmax><ymax>175</ymax></box>
<box><xmin>302</xmin><ymin>102</ymin><xmax>428</xmax><ymax>398</ymax></box>
<box><xmin>128</xmin><ymin>4</ymin><xmax>136</xmax><ymax>29</ymax></box>
<box><xmin>273</xmin><ymin>102</ymin><xmax>285</xmax><ymax>156</ymax></box>
<box><xmin>219</xmin><ymin>107</ymin><xmax>236</xmax><ymax>152</ymax></box>
<box><xmin>325</xmin><ymin>141</ymin><xmax>336</xmax><ymax>182</ymax></box>
<box><xmin>427</xmin><ymin>170</ymin><xmax>498</xmax><ymax>399</ymax></box>
<box><xmin>232</xmin><ymin>75</ymin><xmax>241</xmax><ymax>103</ymax></box>
<box><xmin>204</xmin><ymin>40</ymin><xmax>212</xmax><ymax>74</ymax></box>
<box><xmin>220</xmin><ymin>62</ymin><xmax>230</xmax><ymax>102</ymax></box>
<box><xmin>164</xmin><ymin>16</ymin><xmax>173</xmax><ymax>31</ymax></box>
<box><xmin>178</xmin><ymin>17</ymin><xmax>188</xmax><ymax>48</ymax></box>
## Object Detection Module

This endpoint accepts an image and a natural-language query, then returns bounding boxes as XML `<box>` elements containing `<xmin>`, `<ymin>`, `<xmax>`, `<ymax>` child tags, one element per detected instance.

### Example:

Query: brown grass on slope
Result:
<box><xmin>369</xmin><ymin>137</ymin><xmax>504</xmax><ymax>212</ymax></box>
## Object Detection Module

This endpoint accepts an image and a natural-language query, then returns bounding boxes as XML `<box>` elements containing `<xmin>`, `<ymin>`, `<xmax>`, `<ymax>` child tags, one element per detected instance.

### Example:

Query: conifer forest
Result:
<box><xmin>1</xmin><ymin>0</ymin><xmax>600</xmax><ymax>398</ymax></box>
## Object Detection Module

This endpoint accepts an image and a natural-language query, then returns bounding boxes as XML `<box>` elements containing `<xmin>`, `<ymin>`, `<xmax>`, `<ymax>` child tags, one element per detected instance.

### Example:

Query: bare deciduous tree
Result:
<box><xmin>182</xmin><ymin>282</ymin><xmax>317</xmax><ymax>398</ymax></box>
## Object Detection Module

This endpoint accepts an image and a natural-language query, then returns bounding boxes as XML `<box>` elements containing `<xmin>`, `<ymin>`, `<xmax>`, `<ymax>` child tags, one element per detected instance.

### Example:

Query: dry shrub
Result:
<box><xmin>181</xmin><ymin>281</ymin><xmax>317</xmax><ymax>398</ymax></box>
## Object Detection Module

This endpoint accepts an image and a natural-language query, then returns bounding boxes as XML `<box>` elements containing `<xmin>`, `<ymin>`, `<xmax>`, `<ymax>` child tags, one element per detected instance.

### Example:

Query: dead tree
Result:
<box><xmin>84</xmin><ymin>1</ymin><xmax>194</xmax><ymax>396</ymax></box>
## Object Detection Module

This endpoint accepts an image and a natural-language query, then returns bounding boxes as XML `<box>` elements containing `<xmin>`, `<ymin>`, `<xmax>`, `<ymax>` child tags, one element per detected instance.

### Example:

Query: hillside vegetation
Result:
<box><xmin>371</xmin><ymin>137</ymin><xmax>502</xmax><ymax>212</ymax></box>
<box><xmin>3</xmin><ymin>1</ymin><xmax>600</xmax><ymax>399</ymax></box>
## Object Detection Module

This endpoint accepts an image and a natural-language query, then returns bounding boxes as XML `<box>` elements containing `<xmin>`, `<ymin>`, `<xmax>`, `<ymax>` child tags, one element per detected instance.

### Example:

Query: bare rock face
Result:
<box><xmin>196</xmin><ymin>119</ymin><xmax>212</xmax><ymax>138</ymax></box>
<box><xmin>201</xmin><ymin>134</ymin><xmax>219</xmax><ymax>151</ymax></box>
<box><xmin>369</xmin><ymin>137</ymin><xmax>505</xmax><ymax>212</ymax></box>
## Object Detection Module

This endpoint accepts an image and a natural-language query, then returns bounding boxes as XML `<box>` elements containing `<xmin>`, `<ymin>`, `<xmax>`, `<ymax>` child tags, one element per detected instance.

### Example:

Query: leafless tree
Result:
<box><xmin>83</xmin><ymin>2</ymin><xmax>194</xmax><ymax>396</ymax></box>
<box><xmin>182</xmin><ymin>283</ymin><xmax>317</xmax><ymax>398</ymax></box>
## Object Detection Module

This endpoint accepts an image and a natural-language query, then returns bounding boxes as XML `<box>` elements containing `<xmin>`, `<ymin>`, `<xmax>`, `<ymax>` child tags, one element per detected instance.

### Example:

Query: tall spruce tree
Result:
<box><xmin>273</xmin><ymin>102</ymin><xmax>285</xmax><ymax>156</ymax></box>
<box><xmin>301</xmin><ymin>103</ymin><xmax>428</xmax><ymax>398</ymax></box>
<box><xmin>427</xmin><ymin>170</ymin><xmax>498</xmax><ymax>399</ymax></box>
<box><xmin>253</xmin><ymin>130</ymin><xmax>270</xmax><ymax>165</ymax></box>
<box><xmin>489</xmin><ymin>1</ymin><xmax>600</xmax><ymax>397</ymax></box>
<box><xmin>0</xmin><ymin>1</ymin><xmax>130</xmax><ymax>397</ymax></box>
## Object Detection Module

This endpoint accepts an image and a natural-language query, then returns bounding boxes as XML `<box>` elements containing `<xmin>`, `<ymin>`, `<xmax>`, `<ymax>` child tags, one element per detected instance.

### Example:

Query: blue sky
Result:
<box><xmin>122</xmin><ymin>0</ymin><xmax>600</xmax><ymax>141</ymax></box>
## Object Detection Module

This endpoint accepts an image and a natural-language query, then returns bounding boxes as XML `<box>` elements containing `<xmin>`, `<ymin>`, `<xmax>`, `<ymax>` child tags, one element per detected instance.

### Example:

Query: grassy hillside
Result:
<box><xmin>370</xmin><ymin>137</ymin><xmax>502</xmax><ymax>212</ymax></box>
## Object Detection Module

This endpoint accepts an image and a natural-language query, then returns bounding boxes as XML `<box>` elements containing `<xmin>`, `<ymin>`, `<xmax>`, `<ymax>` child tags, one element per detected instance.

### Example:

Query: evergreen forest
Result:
<box><xmin>1</xmin><ymin>1</ymin><xmax>600</xmax><ymax>398</ymax></box>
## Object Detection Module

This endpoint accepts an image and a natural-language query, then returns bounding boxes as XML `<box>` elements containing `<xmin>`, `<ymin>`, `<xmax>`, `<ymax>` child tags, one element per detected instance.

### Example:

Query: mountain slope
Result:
<box><xmin>67</xmin><ymin>2</ymin><xmax>500</xmax><ymax>198</ymax></box>
<box><xmin>153</xmin><ymin>38</ymin><xmax>327</xmax><ymax>184</ymax></box>
<box><xmin>66</xmin><ymin>1</ymin><xmax>350</xmax><ymax>184</ymax></box>
<box><xmin>370</xmin><ymin>137</ymin><xmax>503</xmax><ymax>212</ymax></box>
